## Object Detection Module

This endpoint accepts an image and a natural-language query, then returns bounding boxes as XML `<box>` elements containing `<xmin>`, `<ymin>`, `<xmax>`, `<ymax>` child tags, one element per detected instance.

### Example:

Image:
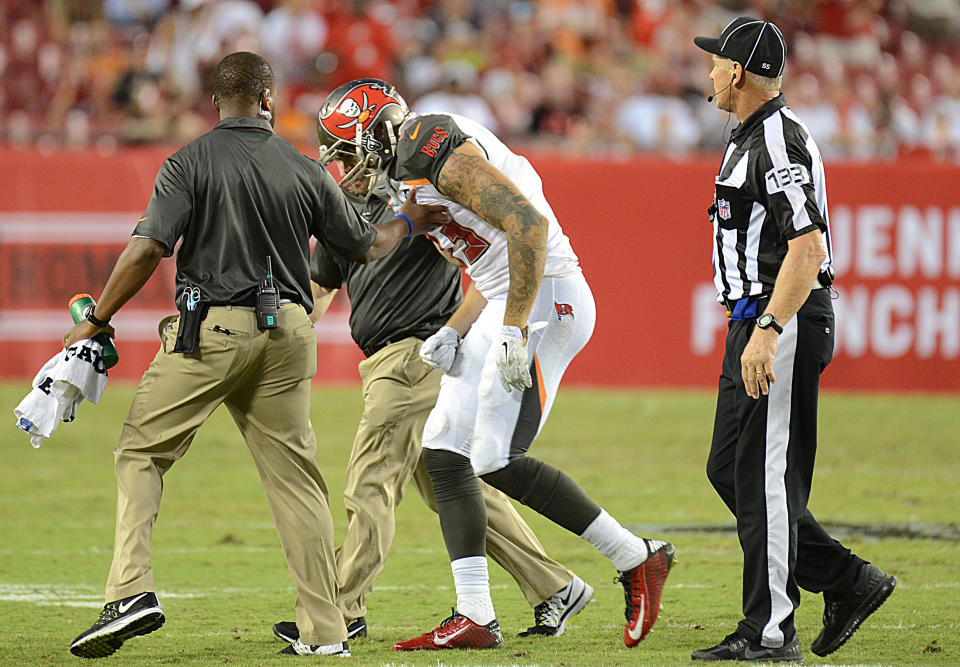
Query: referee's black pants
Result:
<box><xmin>707</xmin><ymin>289</ymin><xmax>865</xmax><ymax>648</ymax></box>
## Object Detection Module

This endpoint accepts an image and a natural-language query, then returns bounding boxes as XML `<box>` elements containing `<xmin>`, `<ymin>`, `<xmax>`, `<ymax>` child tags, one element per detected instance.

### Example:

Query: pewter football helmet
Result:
<box><xmin>317</xmin><ymin>78</ymin><xmax>408</xmax><ymax>202</ymax></box>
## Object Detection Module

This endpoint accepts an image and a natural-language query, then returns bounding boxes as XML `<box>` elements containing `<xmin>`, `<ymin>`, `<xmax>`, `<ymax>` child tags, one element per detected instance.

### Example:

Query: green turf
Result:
<box><xmin>1</xmin><ymin>383</ymin><xmax>958</xmax><ymax>665</ymax></box>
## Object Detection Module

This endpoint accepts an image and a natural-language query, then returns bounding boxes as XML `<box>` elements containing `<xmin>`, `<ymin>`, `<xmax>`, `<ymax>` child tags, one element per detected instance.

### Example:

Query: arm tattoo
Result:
<box><xmin>438</xmin><ymin>149</ymin><xmax>548</xmax><ymax>326</ymax></box>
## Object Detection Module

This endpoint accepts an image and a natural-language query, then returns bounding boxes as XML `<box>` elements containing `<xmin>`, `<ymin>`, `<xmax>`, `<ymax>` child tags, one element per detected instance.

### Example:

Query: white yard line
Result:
<box><xmin>0</xmin><ymin>545</ymin><xmax>276</xmax><ymax>556</ymax></box>
<box><xmin>0</xmin><ymin>583</ymin><xmax>277</xmax><ymax>608</ymax></box>
<box><xmin>0</xmin><ymin>582</ymin><xmax>514</xmax><ymax>608</ymax></box>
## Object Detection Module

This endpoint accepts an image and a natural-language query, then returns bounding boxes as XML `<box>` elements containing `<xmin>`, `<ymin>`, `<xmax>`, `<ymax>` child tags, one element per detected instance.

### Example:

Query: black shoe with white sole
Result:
<box><xmin>273</xmin><ymin>616</ymin><xmax>367</xmax><ymax>644</ymax></box>
<box><xmin>278</xmin><ymin>640</ymin><xmax>350</xmax><ymax>656</ymax></box>
<box><xmin>346</xmin><ymin>616</ymin><xmax>367</xmax><ymax>639</ymax></box>
<box><xmin>518</xmin><ymin>575</ymin><xmax>593</xmax><ymax>637</ymax></box>
<box><xmin>69</xmin><ymin>591</ymin><xmax>165</xmax><ymax>659</ymax></box>
<box><xmin>273</xmin><ymin>621</ymin><xmax>299</xmax><ymax>644</ymax></box>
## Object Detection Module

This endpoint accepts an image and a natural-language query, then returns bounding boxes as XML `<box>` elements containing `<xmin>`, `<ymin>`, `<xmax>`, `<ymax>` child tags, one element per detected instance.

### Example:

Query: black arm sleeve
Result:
<box><xmin>392</xmin><ymin>114</ymin><xmax>469</xmax><ymax>186</ymax></box>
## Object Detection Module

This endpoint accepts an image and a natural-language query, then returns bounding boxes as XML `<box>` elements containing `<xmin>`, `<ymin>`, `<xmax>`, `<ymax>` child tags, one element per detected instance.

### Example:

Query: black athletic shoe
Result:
<box><xmin>278</xmin><ymin>640</ymin><xmax>350</xmax><ymax>656</ymax></box>
<box><xmin>692</xmin><ymin>632</ymin><xmax>803</xmax><ymax>663</ymax></box>
<box><xmin>620</xmin><ymin>539</ymin><xmax>675</xmax><ymax>646</ymax></box>
<box><xmin>346</xmin><ymin>616</ymin><xmax>367</xmax><ymax>639</ymax></box>
<box><xmin>273</xmin><ymin>616</ymin><xmax>366</xmax><ymax>643</ymax></box>
<box><xmin>811</xmin><ymin>563</ymin><xmax>896</xmax><ymax>657</ymax></box>
<box><xmin>273</xmin><ymin>621</ymin><xmax>299</xmax><ymax>644</ymax></box>
<box><xmin>518</xmin><ymin>575</ymin><xmax>593</xmax><ymax>637</ymax></box>
<box><xmin>69</xmin><ymin>591</ymin><xmax>165</xmax><ymax>658</ymax></box>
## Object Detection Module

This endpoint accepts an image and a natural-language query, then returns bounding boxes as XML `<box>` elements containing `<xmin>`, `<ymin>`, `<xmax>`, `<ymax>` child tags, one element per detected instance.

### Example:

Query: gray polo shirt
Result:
<box><xmin>310</xmin><ymin>197</ymin><xmax>462</xmax><ymax>357</ymax></box>
<box><xmin>134</xmin><ymin>116</ymin><xmax>376</xmax><ymax>308</ymax></box>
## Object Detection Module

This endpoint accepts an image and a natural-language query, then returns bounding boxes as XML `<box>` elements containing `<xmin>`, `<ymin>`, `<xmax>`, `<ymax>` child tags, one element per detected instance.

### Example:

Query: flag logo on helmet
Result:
<box><xmin>317</xmin><ymin>78</ymin><xmax>409</xmax><ymax>205</ymax></box>
<box><xmin>322</xmin><ymin>81</ymin><xmax>404</xmax><ymax>142</ymax></box>
<box><xmin>336</xmin><ymin>97</ymin><xmax>364</xmax><ymax>121</ymax></box>
<box><xmin>335</xmin><ymin>94</ymin><xmax>376</xmax><ymax>130</ymax></box>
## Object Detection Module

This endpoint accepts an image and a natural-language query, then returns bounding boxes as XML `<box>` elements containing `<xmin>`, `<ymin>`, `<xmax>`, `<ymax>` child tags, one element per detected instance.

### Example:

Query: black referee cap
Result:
<box><xmin>694</xmin><ymin>17</ymin><xmax>786</xmax><ymax>77</ymax></box>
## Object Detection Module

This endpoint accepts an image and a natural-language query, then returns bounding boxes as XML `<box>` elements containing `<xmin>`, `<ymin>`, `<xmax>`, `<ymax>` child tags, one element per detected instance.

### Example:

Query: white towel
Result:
<box><xmin>14</xmin><ymin>338</ymin><xmax>111</xmax><ymax>448</ymax></box>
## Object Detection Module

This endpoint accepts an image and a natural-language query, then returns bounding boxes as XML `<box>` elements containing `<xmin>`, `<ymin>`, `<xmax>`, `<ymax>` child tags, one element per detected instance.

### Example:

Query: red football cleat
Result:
<box><xmin>393</xmin><ymin>609</ymin><xmax>503</xmax><ymax>651</ymax></box>
<box><xmin>619</xmin><ymin>539</ymin><xmax>676</xmax><ymax>647</ymax></box>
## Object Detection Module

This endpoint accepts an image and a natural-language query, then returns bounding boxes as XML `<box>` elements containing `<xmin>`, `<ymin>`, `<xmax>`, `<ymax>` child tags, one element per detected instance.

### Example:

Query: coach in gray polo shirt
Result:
<box><xmin>269</xmin><ymin>185</ymin><xmax>593</xmax><ymax>645</ymax></box>
<box><xmin>62</xmin><ymin>51</ymin><xmax>447</xmax><ymax>659</ymax></box>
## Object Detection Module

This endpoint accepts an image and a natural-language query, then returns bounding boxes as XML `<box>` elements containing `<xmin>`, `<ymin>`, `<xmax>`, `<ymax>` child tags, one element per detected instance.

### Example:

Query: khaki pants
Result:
<box><xmin>106</xmin><ymin>305</ymin><xmax>345</xmax><ymax>645</ymax></box>
<box><xmin>336</xmin><ymin>337</ymin><xmax>572</xmax><ymax>623</ymax></box>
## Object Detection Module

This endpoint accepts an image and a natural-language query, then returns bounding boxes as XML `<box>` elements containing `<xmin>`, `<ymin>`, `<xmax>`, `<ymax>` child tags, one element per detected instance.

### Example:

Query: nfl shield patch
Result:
<box><xmin>717</xmin><ymin>198</ymin><xmax>732</xmax><ymax>220</ymax></box>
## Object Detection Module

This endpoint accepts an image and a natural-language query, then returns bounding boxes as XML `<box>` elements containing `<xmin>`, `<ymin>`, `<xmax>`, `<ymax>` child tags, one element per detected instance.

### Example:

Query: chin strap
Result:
<box><xmin>384</xmin><ymin>118</ymin><xmax>397</xmax><ymax>154</ymax></box>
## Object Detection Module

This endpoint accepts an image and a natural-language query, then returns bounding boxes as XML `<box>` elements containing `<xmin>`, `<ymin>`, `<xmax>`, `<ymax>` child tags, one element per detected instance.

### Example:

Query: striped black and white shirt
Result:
<box><xmin>710</xmin><ymin>95</ymin><xmax>833</xmax><ymax>303</ymax></box>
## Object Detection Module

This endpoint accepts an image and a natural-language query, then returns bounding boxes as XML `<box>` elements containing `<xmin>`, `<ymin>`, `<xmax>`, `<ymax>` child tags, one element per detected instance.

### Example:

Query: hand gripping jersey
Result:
<box><xmin>388</xmin><ymin>113</ymin><xmax>580</xmax><ymax>299</ymax></box>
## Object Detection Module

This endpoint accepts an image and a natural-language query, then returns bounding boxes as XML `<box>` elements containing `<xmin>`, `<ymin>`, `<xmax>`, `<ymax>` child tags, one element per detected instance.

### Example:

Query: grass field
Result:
<box><xmin>2</xmin><ymin>383</ymin><xmax>958</xmax><ymax>666</ymax></box>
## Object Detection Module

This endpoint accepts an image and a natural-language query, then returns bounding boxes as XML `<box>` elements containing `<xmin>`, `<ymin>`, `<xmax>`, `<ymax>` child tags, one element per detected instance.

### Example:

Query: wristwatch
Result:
<box><xmin>85</xmin><ymin>309</ymin><xmax>111</xmax><ymax>328</ymax></box>
<box><xmin>756</xmin><ymin>313</ymin><xmax>783</xmax><ymax>334</ymax></box>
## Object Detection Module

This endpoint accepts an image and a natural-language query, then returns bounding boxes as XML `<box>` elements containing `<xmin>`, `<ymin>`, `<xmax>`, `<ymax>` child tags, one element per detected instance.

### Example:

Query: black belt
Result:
<box><xmin>208</xmin><ymin>298</ymin><xmax>296</xmax><ymax>308</ymax></box>
<box><xmin>723</xmin><ymin>280</ymin><xmax>829</xmax><ymax>320</ymax></box>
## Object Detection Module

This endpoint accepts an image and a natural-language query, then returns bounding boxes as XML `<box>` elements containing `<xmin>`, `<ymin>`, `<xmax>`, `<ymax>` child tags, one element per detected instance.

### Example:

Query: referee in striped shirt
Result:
<box><xmin>691</xmin><ymin>18</ymin><xmax>896</xmax><ymax>663</ymax></box>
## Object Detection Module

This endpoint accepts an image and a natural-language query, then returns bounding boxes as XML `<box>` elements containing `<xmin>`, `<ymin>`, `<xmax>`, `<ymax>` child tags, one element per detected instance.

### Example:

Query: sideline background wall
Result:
<box><xmin>1</xmin><ymin>147</ymin><xmax>957</xmax><ymax>392</ymax></box>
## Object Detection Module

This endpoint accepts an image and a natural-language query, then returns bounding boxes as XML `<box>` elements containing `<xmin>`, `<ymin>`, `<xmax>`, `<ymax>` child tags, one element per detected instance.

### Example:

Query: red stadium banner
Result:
<box><xmin>531</xmin><ymin>155</ymin><xmax>960</xmax><ymax>393</ymax></box>
<box><xmin>0</xmin><ymin>148</ymin><xmax>957</xmax><ymax>392</ymax></box>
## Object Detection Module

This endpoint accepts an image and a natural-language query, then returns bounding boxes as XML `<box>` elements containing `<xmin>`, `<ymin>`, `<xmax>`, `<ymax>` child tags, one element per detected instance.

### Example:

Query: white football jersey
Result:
<box><xmin>389</xmin><ymin>112</ymin><xmax>579</xmax><ymax>299</ymax></box>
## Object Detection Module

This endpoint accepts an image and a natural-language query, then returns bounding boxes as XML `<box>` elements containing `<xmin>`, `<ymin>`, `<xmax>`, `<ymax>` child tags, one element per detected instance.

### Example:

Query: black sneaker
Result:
<box><xmin>69</xmin><ymin>591</ymin><xmax>165</xmax><ymax>658</ymax></box>
<box><xmin>346</xmin><ymin>616</ymin><xmax>367</xmax><ymax>639</ymax></box>
<box><xmin>811</xmin><ymin>563</ymin><xmax>896</xmax><ymax>657</ymax></box>
<box><xmin>518</xmin><ymin>575</ymin><xmax>593</xmax><ymax>637</ymax></box>
<box><xmin>273</xmin><ymin>616</ymin><xmax>366</xmax><ymax>643</ymax></box>
<box><xmin>278</xmin><ymin>640</ymin><xmax>350</xmax><ymax>656</ymax></box>
<box><xmin>273</xmin><ymin>621</ymin><xmax>299</xmax><ymax>644</ymax></box>
<box><xmin>692</xmin><ymin>632</ymin><xmax>803</xmax><ymax>663</ymax></box>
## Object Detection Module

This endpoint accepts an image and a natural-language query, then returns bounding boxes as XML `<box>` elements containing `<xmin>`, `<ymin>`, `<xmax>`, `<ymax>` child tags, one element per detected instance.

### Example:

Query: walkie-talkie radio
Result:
<box><xmin>256</xmin><ymin>255</ymin><xmax>280</xmax><ymax>330</ymax></box>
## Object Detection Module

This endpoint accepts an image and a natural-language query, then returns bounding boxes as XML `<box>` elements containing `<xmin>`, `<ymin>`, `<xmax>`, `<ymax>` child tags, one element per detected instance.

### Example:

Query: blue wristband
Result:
<box><xmin>395</xmin><ymin>214</ymin><xmax>414</xmax><ymax>240</ymax></box>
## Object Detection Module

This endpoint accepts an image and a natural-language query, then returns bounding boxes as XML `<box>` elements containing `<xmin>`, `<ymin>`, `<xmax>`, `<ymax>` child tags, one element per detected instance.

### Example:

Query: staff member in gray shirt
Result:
<box><xmin>62</xmin><ymin>51</ymin><xmax>447</xmax><ymax>660</ymax></box>
<box><xmin>271</xmin><ymin>185</ymin><xmax>592</xmax><ymax>645</ymax></box>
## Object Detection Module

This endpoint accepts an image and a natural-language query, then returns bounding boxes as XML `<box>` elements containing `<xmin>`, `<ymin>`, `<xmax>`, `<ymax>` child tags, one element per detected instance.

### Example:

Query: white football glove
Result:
<box><xmin>496</xmin><ymin>325</ymin><xmax>532</xmax><ymax>392</ymax></box>
<box><xmin>419</xmin><ymin>326</ymin><xmax>461</xmax><ymax>374</ymax></box>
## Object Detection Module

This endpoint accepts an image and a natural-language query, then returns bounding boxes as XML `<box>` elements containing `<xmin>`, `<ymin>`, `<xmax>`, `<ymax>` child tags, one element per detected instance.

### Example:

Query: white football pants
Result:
<box><xmin>422</xmin><ymin>271</ymin><xmax>596</xmax><ymax>475</ymax></box>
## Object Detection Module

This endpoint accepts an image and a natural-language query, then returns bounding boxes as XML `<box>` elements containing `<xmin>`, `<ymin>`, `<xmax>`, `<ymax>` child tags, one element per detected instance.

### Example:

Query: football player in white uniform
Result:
<box><xmin>317</xmin><ymin>79</ymin><xmax>675</xmax><ymax>651</ymax></box>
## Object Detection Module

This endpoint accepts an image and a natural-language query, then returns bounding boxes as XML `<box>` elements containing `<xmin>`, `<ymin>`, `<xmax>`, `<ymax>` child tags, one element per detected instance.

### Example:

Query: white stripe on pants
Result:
<box><xmin>761</xmin><ymin>318</ymin><xmax>798</xmax><ymax>647</ymax></box>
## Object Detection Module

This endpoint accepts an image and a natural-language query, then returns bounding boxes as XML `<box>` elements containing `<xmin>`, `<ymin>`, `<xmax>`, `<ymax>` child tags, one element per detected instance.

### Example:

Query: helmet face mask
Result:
<box><xmin>317</xmin><ymin>135</ymin><xmax>380</xmax><ymax>202</ymax></box>
<box><xmin>317</xmin><ymin>79</ymin><xmax>408</xmax><ymax>204</ymax></box>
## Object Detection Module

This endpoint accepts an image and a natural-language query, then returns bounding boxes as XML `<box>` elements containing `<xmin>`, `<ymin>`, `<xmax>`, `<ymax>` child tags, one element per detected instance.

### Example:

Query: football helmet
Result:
<box><xmin>317</xmin><ymin>78</ymin><xmax>408</xmax><ymax>202</ymax></box>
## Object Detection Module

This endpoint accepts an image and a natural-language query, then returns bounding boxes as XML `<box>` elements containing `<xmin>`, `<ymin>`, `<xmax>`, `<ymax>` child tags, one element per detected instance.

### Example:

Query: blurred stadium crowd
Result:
<box><xmin>2</xmin><ymin>0</ymin><xmax>960</xmax><ymax>159</ymax></box>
